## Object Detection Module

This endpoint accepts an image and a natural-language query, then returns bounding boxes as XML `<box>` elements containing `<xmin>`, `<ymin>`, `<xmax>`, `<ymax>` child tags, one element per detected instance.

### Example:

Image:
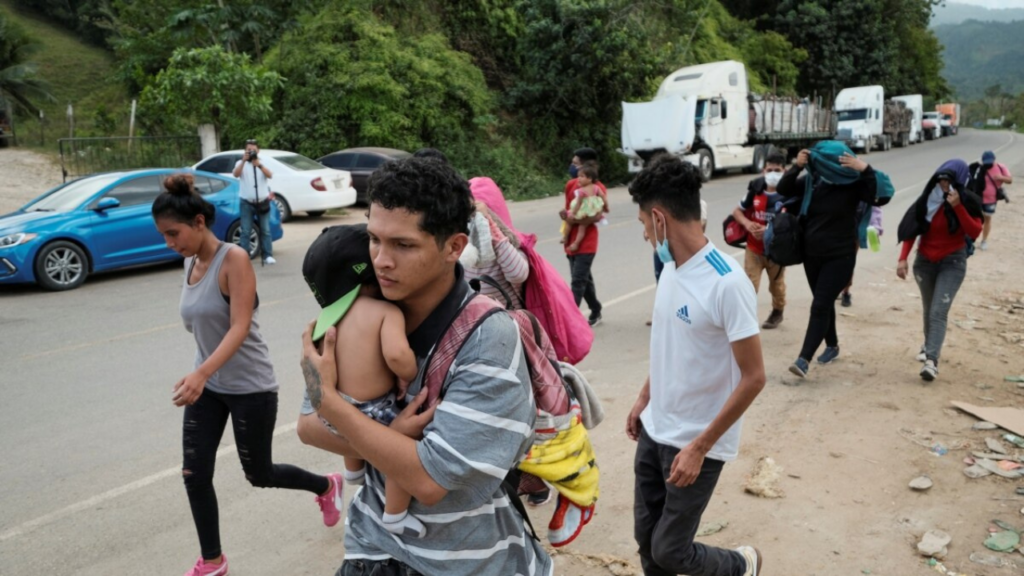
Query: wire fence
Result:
<box><xmin>58</xmin><ymin>136</ymin><xmax>201</xmax><ymax>182</ymax></box>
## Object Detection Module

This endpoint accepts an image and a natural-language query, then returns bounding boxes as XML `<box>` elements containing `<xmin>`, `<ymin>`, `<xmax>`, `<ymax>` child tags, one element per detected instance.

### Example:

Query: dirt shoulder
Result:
<box><xmin>543</xmin><ymin>179</ymin><xmax>1024</xmax><ymax>575</ymax></box>
<box><xmin>0</xmin><ymin>148</ymin><xmax>62</xmax><ymax>214</ymax></box>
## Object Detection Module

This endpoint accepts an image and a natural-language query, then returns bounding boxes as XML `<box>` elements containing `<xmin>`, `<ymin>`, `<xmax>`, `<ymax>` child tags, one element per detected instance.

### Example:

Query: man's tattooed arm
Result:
<box><xmin>302</xmin><ymin>357</ymin><xmax>323</xmax><ymax>411</ymax></box>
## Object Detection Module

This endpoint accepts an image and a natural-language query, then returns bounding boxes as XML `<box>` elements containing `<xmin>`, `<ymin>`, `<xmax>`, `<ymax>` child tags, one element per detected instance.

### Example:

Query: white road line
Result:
<box><xmin>0</xmin><ymin>422</ymin><xmax>298</xmax><ymax>543</ymax></box>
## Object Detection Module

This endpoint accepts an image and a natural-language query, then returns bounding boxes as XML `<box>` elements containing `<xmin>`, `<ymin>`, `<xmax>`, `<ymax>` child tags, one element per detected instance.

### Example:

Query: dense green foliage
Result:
<box><xmin>142</xmin><ymin>46</ymin><xmax>283</xmax><ymax>142</ymax></box>
<box><xmin>14</xmin><ymin>0</ymin><xmax>952</xmax><ymax>194</ymax></box>
<box><xmin>0</xmin><ymin>9</ymin><xmax>53</xmax><ymax>114</ymax></box>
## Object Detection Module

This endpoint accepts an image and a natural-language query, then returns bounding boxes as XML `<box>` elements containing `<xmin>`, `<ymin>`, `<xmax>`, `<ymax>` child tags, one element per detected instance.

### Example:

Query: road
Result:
<box><xmin>1</xmin><ymin>129</ymin><xmax>1019</xmax><ymax>575</ymax></box>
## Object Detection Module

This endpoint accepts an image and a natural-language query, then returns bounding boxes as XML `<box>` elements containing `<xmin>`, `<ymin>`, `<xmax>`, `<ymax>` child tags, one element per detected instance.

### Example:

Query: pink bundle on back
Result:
<box><xmin>469</xmin><ymin>178</ymin><xmax>594</xmax><ymax>365</ymax></box>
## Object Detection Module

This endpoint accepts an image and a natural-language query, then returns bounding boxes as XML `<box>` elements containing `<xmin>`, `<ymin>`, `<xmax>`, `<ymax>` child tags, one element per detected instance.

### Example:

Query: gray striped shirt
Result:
<box><xmin>343</xmin><ymin>312</ymin><xmax>553</xmax><ymax>576</ymax></box>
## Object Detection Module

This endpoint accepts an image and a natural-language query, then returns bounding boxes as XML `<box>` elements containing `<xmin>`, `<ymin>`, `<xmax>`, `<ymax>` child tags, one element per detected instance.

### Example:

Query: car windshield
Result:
<box><xmin>924</xmin><ymin>113</ymin><xmax>937</xmax><ymax>118</ymax></box>
<box><xmin>275</xmin><ymin>154</ymin><xmax>325</xmax><ymax>171</ymax></box>
<box><xmin>24</xmin><ymin>174</ymin><xmax>124</xmax><ymax>212</ymax></box>
<box><xmin>838</xmin><ymin>109</ymin><xmax>868</xmax><ymax>122</ymax></box>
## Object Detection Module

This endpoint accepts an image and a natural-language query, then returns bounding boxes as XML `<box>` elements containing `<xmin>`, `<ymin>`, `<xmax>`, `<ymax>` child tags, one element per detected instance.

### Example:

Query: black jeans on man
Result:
<box><xmin>336</xmin><ymin>559</ymin><xmax>424</xmax><ymax>576</ymax></box>
<box><xmin>798</xmin><ymin>254</ymin><xmax>857</xmax><ymax>361</ymax></box>
<box><xmin>567</xmin><ymin>253</ymin><xmax>602</xmax><ymax>318</ymax></box>
<box><xmin>183</xmin><ymin>390</ymin><xmax>330</xmax><ymax>560</ymax></box>
<box><xmin>634</xmin><ymin>429</ymin><xmax>746</xmax><ymax>576</ymax></box>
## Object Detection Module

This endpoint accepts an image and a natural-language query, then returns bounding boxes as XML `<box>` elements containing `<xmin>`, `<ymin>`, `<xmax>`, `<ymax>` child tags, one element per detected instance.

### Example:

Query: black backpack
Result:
<box><xmin>764</xmin><ymin>210</ymin><xmax>802</xmax><ymax>266</ymax></box>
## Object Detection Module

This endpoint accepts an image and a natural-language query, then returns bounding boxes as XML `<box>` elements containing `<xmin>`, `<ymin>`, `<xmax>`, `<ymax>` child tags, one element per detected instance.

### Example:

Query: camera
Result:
<box><xmin>248</xmin><ymin>151</ymin><xmax>258</xmax><ymax>162</ymax></box>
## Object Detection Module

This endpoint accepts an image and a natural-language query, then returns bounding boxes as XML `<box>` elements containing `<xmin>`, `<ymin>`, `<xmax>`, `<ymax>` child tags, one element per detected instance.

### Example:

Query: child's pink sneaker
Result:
<box><xmin>315</xmin><ymin>473</ymin><xmax>344</xmax><ymax>527</ymax></box>
<box><xmin>184</xmin><ymin>555</ymin><xmax>228</xmax><ymax>576</ymax></box>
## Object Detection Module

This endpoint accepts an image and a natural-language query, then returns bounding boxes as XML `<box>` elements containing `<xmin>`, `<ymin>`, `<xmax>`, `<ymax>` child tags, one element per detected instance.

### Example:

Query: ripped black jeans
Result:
<box><xmin>183</xmin><ymin>389</ymin><xmax>329</xmax><ymax>560</ymax></box>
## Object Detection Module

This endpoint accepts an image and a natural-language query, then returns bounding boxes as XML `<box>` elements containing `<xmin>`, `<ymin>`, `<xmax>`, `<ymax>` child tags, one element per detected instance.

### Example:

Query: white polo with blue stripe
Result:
<box><xmin>642</xmin><ymin>239</ymin><xmax>760</xmax><ymax>462</ymax></box>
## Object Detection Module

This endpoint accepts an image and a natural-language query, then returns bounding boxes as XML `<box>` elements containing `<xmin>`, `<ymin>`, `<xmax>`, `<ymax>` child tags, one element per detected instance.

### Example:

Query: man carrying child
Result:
<box><xmin>299</xmin><ymin>158</ymin><xmax>552</xmax><ymax>575</ymax></box>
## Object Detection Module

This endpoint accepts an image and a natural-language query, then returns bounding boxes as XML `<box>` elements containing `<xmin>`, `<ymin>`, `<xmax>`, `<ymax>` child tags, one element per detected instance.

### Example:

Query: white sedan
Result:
<box><xmin>193</xmin><ymin>149</ymin><xmax>357</xmax><ymax>221</ymax></box>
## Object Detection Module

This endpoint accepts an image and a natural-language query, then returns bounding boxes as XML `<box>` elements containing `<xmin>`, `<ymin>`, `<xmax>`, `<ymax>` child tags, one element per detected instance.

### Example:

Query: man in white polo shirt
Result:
<box><xmin>626</xmin><ymin>154</ymin><xmax>766</xmax><ymax>576</ymax></box>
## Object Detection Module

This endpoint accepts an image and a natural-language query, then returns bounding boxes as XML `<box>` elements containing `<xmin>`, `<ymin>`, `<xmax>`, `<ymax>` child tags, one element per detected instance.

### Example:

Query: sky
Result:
<box><xmin>951</xmin><ymin>0</ymin><xmax>1024</xmax><ymax>8</ymax></box>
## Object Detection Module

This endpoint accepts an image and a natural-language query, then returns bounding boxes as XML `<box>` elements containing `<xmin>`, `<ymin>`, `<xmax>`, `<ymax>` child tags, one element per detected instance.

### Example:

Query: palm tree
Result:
<box><xmin>0</xmin><ymin>11</ymin><xmax>54</xmax><ymax>115</ymax></box>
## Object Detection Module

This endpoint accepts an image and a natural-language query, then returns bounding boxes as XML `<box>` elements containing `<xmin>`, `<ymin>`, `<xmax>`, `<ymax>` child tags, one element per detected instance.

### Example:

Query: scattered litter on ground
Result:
<box><xmin>969</xmin><ymin>552</ymin><xmax>1011</xmax><ymax>567</ymax></box>
<box><xmin>909</xmin><ymin>476</ymin><xmax>933</xmax><ymax>491</ymax></box>
<box><xmin>998</xmin><ymin>460</ymin><xmax>1023</xmax><ymax>471</ymax></box>
<box><xmin>1005</xmin><ymin>434</ymin><xmax>1024</xmax><ymax>448</ymax></box>
<box><xmin>964</xmin><ymin>464</ymin><xmax>992</xmax><ymax>479</ymax></box>
<box><xmin>976</xmin><ymin>458</ymin><xmax>1024</xmax><ymax>479</ymax></box>
<box><xmin>931</xmin><ymin>444</ymin><xmax>949</xmax><ymax>456</ymax></box>
<box><xmin>695</xmin><ymin>521</ymin><xmax>728</xmax><ymax>537</ymax></box>
<box><xmin>951</xmin><ymin>402</ymin><xmax>1024</xmax><ymax>436</ymax></box>
<box><xmin>983</xmin><ymin>529</ymin><xmax>1020</xmax><ymax>552</ymax></box>
<box><xmin>744</xmin><ymin>456</ymin><xmax>785</xmax><ymax>499</ymax></box>
<box><xmin>1005</xmin><ymin>375</ymin><xmax>1024</xmax><ymax>383</ymax></box>
<box><xmin>973</xmin><ymin>421</ymin><xmax>998</xmax><ymax>430</ymax></box>
<box><xmin>547</xmin><ymin>548</ymin><xmax>640</xmax><ymax>576</ymax></box>
<box><xmin>1000</xmin><ymin>332</ymin><xmax>1023</xmax><ymax>344</ymax></box>
<box><xmin>986</xmin><ymin>437</ymin><xmax>1009</xmax><ymax>455</ymax></box>
<box><xmin>1018</xmin><ymin>487</ymin><xmax>1024</xmax><ymax>496</ymax></box>
<box><xmin>917</xmin><ymin>529</ymin><xmax>951</xmax><ymax>558</ymax></box>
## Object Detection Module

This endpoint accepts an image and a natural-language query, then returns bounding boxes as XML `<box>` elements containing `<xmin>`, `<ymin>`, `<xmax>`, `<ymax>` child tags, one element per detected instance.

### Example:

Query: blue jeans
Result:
<box><xmin>914</xmin><ymin>249</ymin><xmax>967</xmax><ymax>364</ymax></box>
<box><xmin>239</xmin><ymin>200</ymin><xmax>273</xmax><ymax>259</ymax></box>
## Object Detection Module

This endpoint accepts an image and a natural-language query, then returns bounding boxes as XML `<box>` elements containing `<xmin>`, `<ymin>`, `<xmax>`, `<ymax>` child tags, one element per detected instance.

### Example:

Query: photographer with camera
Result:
<box><xmin>232</xmin><ymin>139</ymin><xmax>276</xmax><ymax>265</ymax></box>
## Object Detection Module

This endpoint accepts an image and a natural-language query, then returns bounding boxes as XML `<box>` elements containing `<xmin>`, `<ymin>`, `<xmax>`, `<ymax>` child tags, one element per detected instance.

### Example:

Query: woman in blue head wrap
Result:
<box><xmin>776</xmin><ymin>141</ymin><xmax>883</xmax><ymax>378</ymax></box>
<box><xmin>895</xmin><ymin>159</ymin><xmax>983</xmax><ymax>381</ymax></box>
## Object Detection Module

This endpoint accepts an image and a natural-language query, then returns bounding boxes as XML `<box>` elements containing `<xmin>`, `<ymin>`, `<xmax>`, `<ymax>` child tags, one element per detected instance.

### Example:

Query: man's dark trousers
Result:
<box><xmin>634</xmin><ymin>429</ymin><xmax>746</xmax><ymax>576</ymax></box>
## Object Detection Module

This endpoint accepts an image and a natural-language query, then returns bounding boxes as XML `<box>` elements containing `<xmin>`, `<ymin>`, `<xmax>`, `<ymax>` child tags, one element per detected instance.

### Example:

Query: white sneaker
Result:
<box><xmin>263</xmin><ymin>256</ymin><xmax>277</xmax><ymax>265</ymax></box>
<box><xmin>920</xmin><ymin>359</ymin><xmax>938</xmax><ymax>382</ymax></box>
<box><xmin>980</xmin><ymin>241</ymin><xmax>988</xmax><ymax>251</ymax></box>
<box><xmin>916</xmin><ymin>347</ymin><xmax>927</xmax><ymax>362</ymax></box>
<box><xmin>737</xmin><ymin>545</ymin><xmax>762</xmax><ymax>576</ymax></box>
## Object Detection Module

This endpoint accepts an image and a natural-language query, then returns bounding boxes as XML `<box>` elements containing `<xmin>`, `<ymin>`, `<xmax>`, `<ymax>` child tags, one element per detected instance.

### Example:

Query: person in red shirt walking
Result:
<box><xmin>561</xmin><ymin>148</ymin><xmax>608</xmax><ymax>326</ymax></box>
<box><xmin>896</xmin><ymin>160</ymin><xmax>983</xmax><ymax>382</ymax></box>
<box><xmin>731</xmin><ymin>150</ymin><xmax>790</xmax><ymax>329</ymax></box>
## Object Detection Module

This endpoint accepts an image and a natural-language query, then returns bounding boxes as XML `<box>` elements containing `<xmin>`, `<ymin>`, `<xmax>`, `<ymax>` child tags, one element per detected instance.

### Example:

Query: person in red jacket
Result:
<box><xmin>896</xmin><ymin>160</ymin><xmax>983</xmax><ymax>382</ymax></box>
<box><xmin>561</xmin><ymin>148</ymin><xmax>608</xmax><ymax>326</ymax></box>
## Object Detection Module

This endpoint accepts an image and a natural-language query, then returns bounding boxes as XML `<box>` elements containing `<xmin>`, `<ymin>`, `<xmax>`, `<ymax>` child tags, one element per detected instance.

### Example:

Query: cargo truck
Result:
<box><xmin>893</xmin><ymin>94</ymin><xmax>924</xmax><ymax>144</ymax></box>
<box><xmin>936</xmin><ymin>103</ymin><xmax>961</xmax><ymax>136</ymax></box>
<box><xmin>620</xmin><ymin>60</ymin><xmax>835</xmax><ymax>181</ymax></box>
<box><xmin>922</xmin><ymin>111</ymin><xmax>942</xmax><ymax>140</ymax></box>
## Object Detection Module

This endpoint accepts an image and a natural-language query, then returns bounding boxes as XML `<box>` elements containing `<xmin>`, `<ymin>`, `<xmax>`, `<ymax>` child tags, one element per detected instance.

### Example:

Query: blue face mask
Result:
<box><xmin>569</xmin><ymin>164</ymin><xmax>579</xmax><ymax>178</ymax></box>
<box><xmin>653</xmin><ymin>211</ymin><xmax>673</xmax><ymax>264</ymax></box>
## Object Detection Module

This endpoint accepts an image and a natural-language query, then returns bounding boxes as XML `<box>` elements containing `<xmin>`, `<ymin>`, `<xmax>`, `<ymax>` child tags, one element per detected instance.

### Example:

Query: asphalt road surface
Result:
<box><xmin>1</xmin><ymin>129</ymin><xmax>1019</xmax><ymax>574</ymax></box>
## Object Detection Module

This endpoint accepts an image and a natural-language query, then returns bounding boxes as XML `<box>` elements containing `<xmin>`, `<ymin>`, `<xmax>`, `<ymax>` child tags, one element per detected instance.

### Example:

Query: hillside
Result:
<box><xmin>934</xmin><ymin>18</ymin><xmax>1024</xmax><ymax>99</ymax></box>
<box><xmin>930</xmin><ymin>1</ymin><xmax>1024</xmax><ymax>26</ymax></box>
<box><xmin>0</xmin><ymin>0</ymin><xmax>130</xmax><ymax>148</ymax></box>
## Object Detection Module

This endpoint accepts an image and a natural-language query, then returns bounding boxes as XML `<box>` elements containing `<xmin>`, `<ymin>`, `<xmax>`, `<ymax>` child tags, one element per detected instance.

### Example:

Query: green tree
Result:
<box><xmin>140</xmin><ymin>46</ymin><xmax>283</xmax><ymax>143</ymax></box>
<box><xmin>0</xmin><ymin>10</ymin><xmax>54</xmax><ymax>115</ymax></box>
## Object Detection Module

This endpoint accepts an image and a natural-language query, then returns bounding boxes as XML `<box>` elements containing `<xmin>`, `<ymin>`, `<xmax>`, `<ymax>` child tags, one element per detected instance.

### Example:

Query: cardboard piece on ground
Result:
<box><xmin>951</xmin><ymin>402</ymin><xmax>1024</xmax><ymax>437</ymax></box>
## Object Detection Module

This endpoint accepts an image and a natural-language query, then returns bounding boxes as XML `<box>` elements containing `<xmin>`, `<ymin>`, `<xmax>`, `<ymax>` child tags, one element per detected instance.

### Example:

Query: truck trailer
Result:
<box><xmin>620</xmin><ymin>60</ymin><xmax>835</xmax><ymax>181</ymax></box>
<box><xmin>892</xmin><ymin>94</ymin><xmax>924</xmax><ymax>144</ymax></box>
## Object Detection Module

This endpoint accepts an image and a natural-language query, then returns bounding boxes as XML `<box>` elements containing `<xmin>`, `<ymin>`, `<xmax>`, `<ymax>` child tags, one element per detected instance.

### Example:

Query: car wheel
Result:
<box><xmin>35</xmin><ymin>240</ymin><xmax>89</xmax><ymax>291</ymax></box>
<box><xmin>273</xmin><ymin>195</ymin><xmax>292</xmax><ymax>223</ymax></box>
<box><xmin>306</xmin><ymin>211</ymin><xmax>326</xmax><ymax>218</ymax></box>
<box><xmin>697</xmin><ymin>149</ymin><xmax>714</xmax><ymax>182</ymax></box>
<box><xmin>228</xmin><ymin>221</ymin><xmax>261</xmax><ymax>260</ymax></box>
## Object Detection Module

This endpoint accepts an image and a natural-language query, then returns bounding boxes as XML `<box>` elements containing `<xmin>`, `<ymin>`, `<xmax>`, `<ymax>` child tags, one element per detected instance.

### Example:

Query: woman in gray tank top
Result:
<box><xmin>152</xmin><ymin>174</ymin><xmax>344</xmax><ymax>576</ymax></box>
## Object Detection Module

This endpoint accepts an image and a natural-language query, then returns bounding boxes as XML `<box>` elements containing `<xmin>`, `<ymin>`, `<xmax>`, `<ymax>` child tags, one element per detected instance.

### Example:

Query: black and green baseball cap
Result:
<box><xmin>302</xmin><ymin>224</ymin><xmax>376</xmax><ymax>341</ymax></box>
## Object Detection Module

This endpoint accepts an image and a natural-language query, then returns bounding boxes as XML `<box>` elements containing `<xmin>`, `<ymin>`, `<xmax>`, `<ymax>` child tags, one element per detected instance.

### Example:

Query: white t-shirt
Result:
<box><xmin>640</xmin><ymin>240</ymin><xmax>759</xmax><ymax>462</ymax></box>
<box><xmin>234</xmin><ymin>159</ymin><xmax>271</xmax><ymax>203</ymax></box>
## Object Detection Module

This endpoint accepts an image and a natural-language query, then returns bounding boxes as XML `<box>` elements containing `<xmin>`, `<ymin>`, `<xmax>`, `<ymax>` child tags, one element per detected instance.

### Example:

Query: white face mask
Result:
<box><xmin>764</xmin><ymin>172</ymin><xmax>783</xmax><ymax>188</ymax></box>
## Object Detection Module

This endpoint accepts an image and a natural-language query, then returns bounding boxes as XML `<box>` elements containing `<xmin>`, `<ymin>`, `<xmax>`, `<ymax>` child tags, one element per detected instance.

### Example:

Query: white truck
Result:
<box><xmin>835</xmin><ymin>85</ymin><xmax>884</xmax><ymax>152</ymax></box>
<box><xmin>620</xmin><ymin>60</ymin><xmax>835</xmax><ymax>181</ymax></box>
<box><xmin>892</xmin><ymin>94</ymin><xmax>924</xmax><ymax>144</ymax></box>
<box><xmin>922</xmin><ymin>111</ymin><xmax>942</xmax><ymax>140</ymax></box>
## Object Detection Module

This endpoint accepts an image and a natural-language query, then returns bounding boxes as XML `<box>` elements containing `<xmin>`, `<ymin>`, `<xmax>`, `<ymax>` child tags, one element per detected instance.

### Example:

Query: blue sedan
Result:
<box><xmin>0</xmin><ymin>169</ymin><xmax>283</xmax><ymax>291</ymax></box>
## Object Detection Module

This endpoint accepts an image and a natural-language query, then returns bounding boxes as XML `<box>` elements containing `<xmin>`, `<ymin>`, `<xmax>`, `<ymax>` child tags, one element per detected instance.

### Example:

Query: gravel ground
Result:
<box><xmin>0</xmin><ymin>148</ymin><xmax>63</xmax><ymax>214</ymax></box>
